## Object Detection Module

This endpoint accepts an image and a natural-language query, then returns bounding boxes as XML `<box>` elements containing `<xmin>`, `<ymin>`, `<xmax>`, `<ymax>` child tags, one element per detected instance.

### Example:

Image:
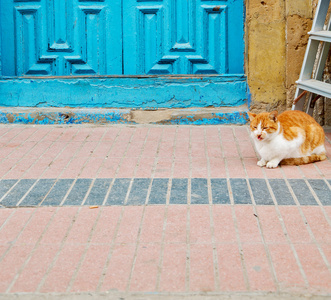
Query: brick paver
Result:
<box><xmin>0</xmin><ymin>124</ymin><xmax>330</xmax><ymax>297</ymax></box>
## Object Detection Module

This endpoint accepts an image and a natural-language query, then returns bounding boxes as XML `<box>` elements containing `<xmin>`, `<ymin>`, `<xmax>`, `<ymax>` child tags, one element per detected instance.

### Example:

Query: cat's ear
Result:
<box><xmin>247</xmin><ymin>112</ymin><xmax>256</xmax><ymax>121</ymax></box>
<box><xmin>269</xmin><ymin>111</ymin><xmax>278</xmax><ymax>122</ymax></box>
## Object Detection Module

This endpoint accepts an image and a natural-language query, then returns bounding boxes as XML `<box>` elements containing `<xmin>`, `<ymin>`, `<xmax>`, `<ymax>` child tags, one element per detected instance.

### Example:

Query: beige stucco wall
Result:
<box><xmin>246</xmin><ymin>0</ymin><xmax>314</xmax><ymax>113</ymax></box>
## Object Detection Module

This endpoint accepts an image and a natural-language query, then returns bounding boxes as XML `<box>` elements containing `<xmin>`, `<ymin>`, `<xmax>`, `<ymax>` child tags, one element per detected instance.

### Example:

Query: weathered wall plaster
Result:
<box><xmin>247</xmin><ymin>0</ymin><xmax>314</xmax><ymax>113</ymax></box>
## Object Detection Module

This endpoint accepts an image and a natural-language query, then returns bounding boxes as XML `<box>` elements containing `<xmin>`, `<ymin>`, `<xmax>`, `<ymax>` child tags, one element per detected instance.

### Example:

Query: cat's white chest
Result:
<box><xmin>252</xmin><ymin>132</ymin><xmax>303</xmax><ymax>161</ymax></box>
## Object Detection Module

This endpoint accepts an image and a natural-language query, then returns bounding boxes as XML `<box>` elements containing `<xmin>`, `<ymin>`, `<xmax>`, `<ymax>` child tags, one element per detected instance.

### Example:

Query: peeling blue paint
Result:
<box><xmin>0</xmin><ymin>109</ymin><xmax>132</xmax><ymax>125</ymax></box>
<box><xmin>164</xmin><ymin>111</ymin><xmax>248</xmax><ymax>125</ymax></box>
<box><xmin>0</xmin><ymin>107</ymin><xmax>248</xmax><ymax>125</ymax></box>
<box><xmin>0</xmin><ymin>76</ymin><xmax>247</xmax><ymax>109</ymax></box>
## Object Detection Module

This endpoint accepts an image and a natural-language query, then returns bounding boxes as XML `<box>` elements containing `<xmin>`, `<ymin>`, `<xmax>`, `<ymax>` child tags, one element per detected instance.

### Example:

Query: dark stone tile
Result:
<box><xmin>148</xmin><ymin>178</ymin><xmax>168</xmax><ymax>204</ymax></box>
<box><xmin>230</xmin><ymin>178</ymin><xmax>251</xmax><ymax>204</ymax></box>
<box><xmin>288</xmin><ymin>179</ymin><xmax>317</xmax><ymax>205</ymax></box>
<box><xmin>19</xmin><ymin>179</ymin><xmax>56</xmax><ymax>206</ymax></box>
<box><xmin>126</xmin><ymin>178</ymin><xmax>150</xmax><ymax>205</ymax></box>
<box><xmin>85</xmin><ymin>179</ymin><xmax>112</xmax><ymax>206</ymax></box>
<box><xmin>1</xmin><ymin>179</ymin><xmax>36</xmax><ymax>207</ymax></box>
<box><xmin>191</xmin><ymin>178</ymin><xmax>209</xmax><ymax>204</ymax></box>
<box><xmin>105</xmin><ymin>178</ymin><xmax>130</xmax><ymax>205</ymax></box>
<box><xmin>63</xmin><ymin>179</ymin><xmax>92</xmax><ymax>206</ymax></box>
<box><xmin>308</xmin><ymin>179</ymin><xmax>331</xmax><ymax>206</ymax></box>
<box><xmin>249</xmin><ymin>179</ymin><xmax>274</xmax><ymax>205</ymax></box>
<box><xmin>41</xmin><ymin>179</ymin><xmax>74</xmax><ymax>206</ymax></box>
<box><xmin>211</xmin><ymin>178</ymin><xmax>230</xmax><ymax>204</ymax></box>
<box><xmin>0</xmin><ymin>180</ymin><xmax>18</xmax><ymax>200</ymax></box>
<box><xmin>169</xmin><ymin>179</ymin><xmax>188</xmax><ymax>204</ymax></box>
<box><xmin>268</xmin><ymin>179</ymin><xmax>295</xmax><ymax>205</ymax></box>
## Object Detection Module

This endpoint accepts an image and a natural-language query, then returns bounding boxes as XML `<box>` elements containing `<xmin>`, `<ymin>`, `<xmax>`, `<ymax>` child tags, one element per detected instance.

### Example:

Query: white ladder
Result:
<box><xmin>292</xmin><ymin>0</ymin><xmax>331</xmax><ymax>114</ymax></box>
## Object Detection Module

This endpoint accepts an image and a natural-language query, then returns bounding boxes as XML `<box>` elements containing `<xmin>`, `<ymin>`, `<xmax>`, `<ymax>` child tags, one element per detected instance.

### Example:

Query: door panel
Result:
<box><xmin>1</xmin><ymin>0</ymin><xmax>244</xmax><ymax>77</ymax></box>
<box><xmin>0</xmin><ymin>0</ymin><xmax>122</xmax><ymax>76</ymax></box>
<box><xmin>123</xmin><ymin>0</ymin><xmax>244</xmax><ymax>75</ymax></box>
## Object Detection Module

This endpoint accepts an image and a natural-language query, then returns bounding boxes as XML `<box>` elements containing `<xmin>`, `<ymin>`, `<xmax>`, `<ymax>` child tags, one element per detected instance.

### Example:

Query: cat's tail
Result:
<box><xmin>280</xmin><ymin>153</ymin><xmax>327</xmax><ymax>165</ymax></box>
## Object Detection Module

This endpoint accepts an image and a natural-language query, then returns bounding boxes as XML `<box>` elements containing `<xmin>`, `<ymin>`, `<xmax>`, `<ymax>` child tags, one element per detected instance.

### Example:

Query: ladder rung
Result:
<box><xmin>296</xmin><ymin>79</ymin><xmax>331</xmax><ymax>98</ymax></box>
<box><xmin>309</xmin><ymin>30</ymin><xmax>331</xmax><ymax>42</ymax></box>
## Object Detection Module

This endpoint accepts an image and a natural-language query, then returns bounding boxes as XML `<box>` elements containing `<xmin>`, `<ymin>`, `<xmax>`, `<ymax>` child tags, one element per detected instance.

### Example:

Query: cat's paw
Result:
<box><xmin>266</xmin><ymin>161</ymin><xmax>279</xmax><ymax>168</ymax></box>
<box><xmin>257</xmin><ymin>159</ymin><xmax>267</xmax><ymax>167</ymax></box>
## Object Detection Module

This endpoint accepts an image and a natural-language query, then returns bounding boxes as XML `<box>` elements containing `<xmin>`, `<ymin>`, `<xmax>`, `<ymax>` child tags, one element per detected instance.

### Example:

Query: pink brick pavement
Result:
<box><xmin>0</xmin><ymin>204</ymin><xmax>330</xmax><ymax>295</ymax></box>
<box><xmin>0</xmin><ymin>124</ymin><xmax>330</xmax><ymax>297</ymax></box>
<box><xmin>0</xmin><ymin>125</ymin><xmax>330</xmax><ymax>180</ymax></box>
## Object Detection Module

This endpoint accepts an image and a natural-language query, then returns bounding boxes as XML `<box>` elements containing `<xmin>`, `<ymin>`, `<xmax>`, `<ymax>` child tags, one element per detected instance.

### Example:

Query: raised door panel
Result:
<box><xmin>0</xmin><ymin>0</ymin><xmax>122</xmax><ymax>76</ymax></box>
<box><xmin>123</xmin><ymin>0</ymin><xmax>244</xmax><ymax>75</ymax></box>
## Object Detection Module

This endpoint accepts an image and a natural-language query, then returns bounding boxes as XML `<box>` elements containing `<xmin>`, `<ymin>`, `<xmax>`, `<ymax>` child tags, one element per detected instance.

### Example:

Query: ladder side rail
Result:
<box><xmin>314</xmin><ymin>12</ymin><xmax>331</xmax><ymax>80</ymax></box>
<box><xmin>306</xmin><ymin>10</ymin><xmax>331</xmax><ymax>114</ymax></box>
<box><xmin>311</xmin><ymin>0</ymin><xmax>330</xmax><ymax>31</ymax></box>
<box><xmin>297</xmin><ymin>39</ymin><xmax>320</xmax><ymax>81</ymax></box>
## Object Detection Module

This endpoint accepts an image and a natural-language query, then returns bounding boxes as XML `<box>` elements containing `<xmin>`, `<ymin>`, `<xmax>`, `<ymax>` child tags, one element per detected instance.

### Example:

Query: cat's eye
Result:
<box><xmin>263</xmin><ymin>127</ymin><xmax>268</xmax><ymax>130</ymax></box>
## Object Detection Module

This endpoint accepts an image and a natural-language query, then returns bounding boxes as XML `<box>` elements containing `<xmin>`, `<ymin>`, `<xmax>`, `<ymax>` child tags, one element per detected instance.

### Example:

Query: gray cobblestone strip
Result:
<box><xmin>0</xmin><ymin>178</ymin><xmax>330</xmax><ymax>207</ymax></box>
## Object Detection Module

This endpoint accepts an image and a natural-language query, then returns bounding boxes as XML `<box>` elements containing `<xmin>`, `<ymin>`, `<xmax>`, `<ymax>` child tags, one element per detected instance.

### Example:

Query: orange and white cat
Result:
<box><xmin>247</xmin><ymin>110</ymin><xmax>326</xmax><ymax>168</ymax></box>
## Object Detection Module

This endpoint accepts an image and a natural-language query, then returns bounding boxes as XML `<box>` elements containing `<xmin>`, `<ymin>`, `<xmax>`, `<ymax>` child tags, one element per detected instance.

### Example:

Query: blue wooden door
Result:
<box><xmin>123</xmin><ymin>0</ymin><xmax>244</xmax><ymax>75</ymax></box>
<box><xmin>1</xmin><ymin>0</ymin><xmax>244</xmax><ymax>76</ymax></box>
<box><xmin>0</xmin><ymin>0</ymin><xmax>247</xmax><ymax>111</ymax></box>
<box><xmin>0</xmin><ymin>0</ymin><xmax>122</xmax><ymax>76</ymax></box>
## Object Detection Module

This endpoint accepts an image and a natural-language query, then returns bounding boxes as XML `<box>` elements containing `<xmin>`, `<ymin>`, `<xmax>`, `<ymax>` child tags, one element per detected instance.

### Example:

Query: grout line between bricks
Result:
<box><xmin>218</xmin><ymin>127</ymin><xmax>234</xmax><ymax>205</ymax></box>
<box><xmin>155</xmin><ymin>205</ymin><xmax>168</xmax><ymax>292</ymax></box>
<box><xmin>76</xmin><ymin>127</ymin><xmax>110</xmax><ymax>179</ymax></box>
<box><xmin>209</xmin><ymin>198</ymin><xmax>221</xmax><ymax>291</ymax></box>
<box><xmin>185</xmin><ymin>205</ymin><xmax>190</xmax><ymax>292</ymax></box>
<box><xmin>96</xmin><ymin>206</ymin><xmax>125</xmax><ymax>292</ymax></box>
<box><xmin>113</xmin><ymin>127</ymin><xmax>136</xmax><ymax>179</ymax></box>
<box><xmin>188</xmin><ymin>128</ymin><xmax>192</xmax><ymax>205</ymax></box>
<box><xmin>204</xmin><ymin>127</ymin><xmax>212</xmax><ymax>205</ymax></box>
<box><xmin>150</xmin><ymin>127</ymin><xmax>163</xmax><ymax>180</ymax></box>
<box><xmin>36</xmin><ymin>207</ymin><xmax>82</xmax><ymax>293</ymax></box>
<box><xmin>231</xmin><ymin>205</ymin><xmax>250</xmax><ymax>290</ymax></box>
<box><xmin>132</xmin><ymin>127</ymin><xmax>150</xmax><ymax>179</ymax></box>
<box><xmin>126</xmin><ymin>205</ymin><xmax>147</xmax><ymax>292</ymax></box>
<box><xmin>99</xmin><ymin>128</ymin><xmax>123</xmax><ymax>206</ymax></box>
<box><xmin>117</xmin><ymin>128</ymin><xmax>143</xmax><ymax>206</ymax></box>
<box><xmin>167</xmin><ymin>126</ymin><xmax>179</xmax><ymax>205</ymax></box>
<box><xmin>66</xmin><ymin>207</ymin><xmax>104</xmax><ymax>292</ymax></box>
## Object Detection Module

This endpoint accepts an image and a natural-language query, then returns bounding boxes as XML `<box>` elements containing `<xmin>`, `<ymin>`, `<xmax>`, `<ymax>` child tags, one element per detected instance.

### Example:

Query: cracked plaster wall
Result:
<box><xmin>247</xmin><ymin>0</ymin><xmax>314</xmax><ymax>113</ymax></box>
